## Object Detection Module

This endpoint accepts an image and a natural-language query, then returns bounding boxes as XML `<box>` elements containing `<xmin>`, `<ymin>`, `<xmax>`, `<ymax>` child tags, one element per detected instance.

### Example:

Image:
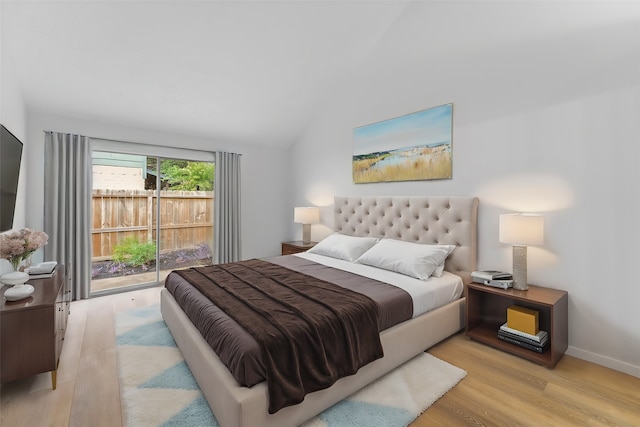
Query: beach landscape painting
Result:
<box><xmin>353</xmin><ymin>103</ymin><xmax>453</xmax><ymax>183</ymax></box>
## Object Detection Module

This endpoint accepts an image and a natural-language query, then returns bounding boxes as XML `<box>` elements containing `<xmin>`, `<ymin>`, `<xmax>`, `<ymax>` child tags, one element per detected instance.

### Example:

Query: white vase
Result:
<box><xmin>1</xmin><ymin>270</ymin><xmax>30</xmax><ymax>286</ymax></box>
<box><xmin>4</xmin><ymin>283</ymin><xmax>35</xmax><ymax>301</ymax></box>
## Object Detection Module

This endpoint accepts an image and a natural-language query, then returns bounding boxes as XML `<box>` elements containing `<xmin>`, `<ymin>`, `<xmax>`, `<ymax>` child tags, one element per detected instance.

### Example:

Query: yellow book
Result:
<box><xmin>507</xmin><ymin>305</ymin><xmax>539</xmax><ymax>335</ymax></box>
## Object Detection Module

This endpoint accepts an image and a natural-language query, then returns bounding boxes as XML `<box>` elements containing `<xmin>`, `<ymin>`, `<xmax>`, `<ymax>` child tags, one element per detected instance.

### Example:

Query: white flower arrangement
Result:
<box><xmin>0</xmin><ymin>228</ymin><xmax>49</xmax><ymax>271</ymax></box>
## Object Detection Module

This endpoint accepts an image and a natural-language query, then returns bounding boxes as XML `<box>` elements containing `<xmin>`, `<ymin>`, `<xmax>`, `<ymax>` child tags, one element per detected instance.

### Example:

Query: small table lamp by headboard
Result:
<box><xmin>294</xmin><ymin>207</ymin><xmax>319</xmax><ymax>244</ymax></box>
<box><xmin>499</xmin><ymin>213</ymin><xmax>544</xmax><ymax>290</ymax></box>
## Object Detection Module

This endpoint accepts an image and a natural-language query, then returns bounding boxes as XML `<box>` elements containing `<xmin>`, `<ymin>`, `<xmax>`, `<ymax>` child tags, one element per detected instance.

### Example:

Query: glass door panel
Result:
<box><xmin>91</xmin><ymin>152</ymin><xmax>158</xmax><ymax>293</ymax></box>
<box><xmin>157</xmin><ymin>158</ymin><xmax>214</xmax><ymax>280</ymax></box>
<box><xmin>91</xmin><ymin>152</ymin><xmax>213</xmax><ymax>294</ymax></box>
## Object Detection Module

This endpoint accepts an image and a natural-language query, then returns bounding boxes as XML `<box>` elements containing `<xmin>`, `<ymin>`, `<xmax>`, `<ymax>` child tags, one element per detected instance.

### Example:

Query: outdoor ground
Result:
<box><xmin>91</xmin><ymin>246</ymin><xmax>211</xmax><ymax>280</ymax></box>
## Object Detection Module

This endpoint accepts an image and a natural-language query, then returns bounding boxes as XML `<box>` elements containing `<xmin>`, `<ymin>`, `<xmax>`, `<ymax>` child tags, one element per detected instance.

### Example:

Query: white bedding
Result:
<box><xmin>294</xmin><ymin>252</ymin><xmax>463</xmax><ymax>318</ymax></box>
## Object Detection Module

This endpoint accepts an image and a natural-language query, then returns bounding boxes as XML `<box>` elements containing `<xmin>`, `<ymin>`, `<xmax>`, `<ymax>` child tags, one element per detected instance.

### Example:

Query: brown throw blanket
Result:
<box><xmin>174</xmin><ymin>259</ymin><xmax>384</xmax><ymax>414</ymax></box>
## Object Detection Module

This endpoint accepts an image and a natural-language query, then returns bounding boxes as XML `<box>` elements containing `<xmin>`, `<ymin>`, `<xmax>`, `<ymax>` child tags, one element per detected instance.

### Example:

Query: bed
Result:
<box><xmin>161</xmin><ymin>195</ymin><xmax>478</xmax><ymax>427</ymax></box>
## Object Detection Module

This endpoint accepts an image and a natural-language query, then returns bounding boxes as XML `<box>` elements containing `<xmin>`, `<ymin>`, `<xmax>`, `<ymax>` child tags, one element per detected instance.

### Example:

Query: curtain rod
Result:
<box><xmin>44</xmin><ymin>130</ymin><xmax>242</xmax><ymax>156</ymax></box>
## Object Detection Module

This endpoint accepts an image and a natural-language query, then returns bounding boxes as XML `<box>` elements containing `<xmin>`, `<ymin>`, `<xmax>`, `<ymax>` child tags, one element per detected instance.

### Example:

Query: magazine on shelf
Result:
<box><xmin>471</xmin><ymin>270</ymin><xmax>513</xmax><ymax>282</ymax></box>
<box><xmin>481</xmin><ymin>279</ymin><xmax>514</xmax><ymax>290</ymax></box>
<box><xmin>497</xmin><ymin>334</ymin><xmax>548</xmax><ymax>353</ymax></box>
<box><xmin>499</xmin><ymin>322</ymin><xmax>548</xmax><ymax>343</ymax></box>
<box><xmin>498</xmin><ymin>329</ymin><xmax>548</xmax><ymax>347</ymax></box>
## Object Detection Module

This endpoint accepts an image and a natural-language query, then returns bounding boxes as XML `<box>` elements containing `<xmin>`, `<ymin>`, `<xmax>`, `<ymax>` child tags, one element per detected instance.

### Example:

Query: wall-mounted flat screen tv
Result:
<box><xmin>1</xmin><ymin>124</ymin><xmax>24</xmax><ymax>231</ymax></box>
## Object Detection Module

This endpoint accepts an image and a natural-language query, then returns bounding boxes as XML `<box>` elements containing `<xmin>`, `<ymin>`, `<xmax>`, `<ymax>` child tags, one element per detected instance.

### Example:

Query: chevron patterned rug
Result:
<box><xmin>115</xmin><ymin>304</ymin><xmax>466</xmax><ymax>427</ymax></box>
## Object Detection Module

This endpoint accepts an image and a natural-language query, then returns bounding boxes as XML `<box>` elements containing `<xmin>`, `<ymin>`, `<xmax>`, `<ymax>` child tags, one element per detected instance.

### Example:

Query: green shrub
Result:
<box><xmin>112</xmin><ymin>237</ymin><xmax>156</xmax><ymax>267</ymax></box>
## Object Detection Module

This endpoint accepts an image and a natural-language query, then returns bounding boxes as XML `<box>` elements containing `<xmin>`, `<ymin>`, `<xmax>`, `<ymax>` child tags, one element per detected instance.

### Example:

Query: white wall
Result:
<box><xmin>25</xmin><ymin>113</ymin><xmax>290</xmax><ymax>264</ymax></box>
<box><xmin>289</xmin><ymin>3</ymin><xmax>640</xmax><ymax>377</ymax></box>
<box><xmin>0</xmin><ymin>36</ymin><xmax>28</xmax><ymax>274</ymax></box>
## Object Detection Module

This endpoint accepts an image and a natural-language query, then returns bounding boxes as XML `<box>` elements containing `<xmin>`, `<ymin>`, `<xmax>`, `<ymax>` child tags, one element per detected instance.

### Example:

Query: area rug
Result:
<box><xmin>115</xmin><ymin>304</ymin><xmax>466</xmax><ymax>427</ymax></box>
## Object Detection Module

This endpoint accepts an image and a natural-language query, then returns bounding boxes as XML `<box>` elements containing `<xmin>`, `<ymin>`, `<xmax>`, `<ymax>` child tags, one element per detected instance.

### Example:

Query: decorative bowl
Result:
<box><xmin>1</xmin><ymin>271</ymin><xmax>30</xmax><ymax>286</ymax></box>
<box><xmin>4</xmin><ymin>284</ymin><xmax>35</xmax><ymax>301</ymax></box>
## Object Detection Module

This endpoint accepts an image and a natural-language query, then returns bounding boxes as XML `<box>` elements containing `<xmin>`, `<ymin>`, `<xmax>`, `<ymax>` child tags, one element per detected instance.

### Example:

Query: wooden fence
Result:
<box><xmin>92</xmin><ymin>189</ymin><xmax>213</xmax><ymax>260</ymax></box>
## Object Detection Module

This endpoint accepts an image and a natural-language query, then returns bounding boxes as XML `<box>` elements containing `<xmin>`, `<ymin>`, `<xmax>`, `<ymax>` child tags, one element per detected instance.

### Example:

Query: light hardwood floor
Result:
<box><xmin>1</xmin><ymin>286</ymin><xmax>639</xmax><ymax>426</ymax></box>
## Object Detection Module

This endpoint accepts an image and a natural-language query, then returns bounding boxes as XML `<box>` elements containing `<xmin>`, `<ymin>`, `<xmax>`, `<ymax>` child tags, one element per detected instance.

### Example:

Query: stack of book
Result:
<box><xmin>498</xmin><ymin>323</ymin><xmax>549</xmax><ymax>353</ymax></box>
<box><xmin>471</xmin><ymin>270</ymin><xmax>514</xmax><ymax>289</ymax></box>
<box><xmin>25</xmin><ymin>261</ymin><xmax>58</xmax><ymax>279</ymax></box>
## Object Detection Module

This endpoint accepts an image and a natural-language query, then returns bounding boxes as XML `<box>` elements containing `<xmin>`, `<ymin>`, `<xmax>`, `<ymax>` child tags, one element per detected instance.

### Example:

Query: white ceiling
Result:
<box><xmin>3</xmin><ymin>1</ymin><xmax>640</xmax><ymax>149</ymax></box>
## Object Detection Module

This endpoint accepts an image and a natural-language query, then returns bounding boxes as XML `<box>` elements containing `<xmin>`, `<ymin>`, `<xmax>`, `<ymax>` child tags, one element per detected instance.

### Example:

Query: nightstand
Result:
<box><xmin>466</xmin><ymin>282</ymin><xmax>568</xmax><ymax>368</ymax></box>
<box><xmin>281</xmin><ymin>241</ymin><xmax>317</xmax><ymax>255</ymax></box>
<box><xmin>1</xmin><ymin>265</ymin><xmax>70</xmax><ymax>388</ymax></box>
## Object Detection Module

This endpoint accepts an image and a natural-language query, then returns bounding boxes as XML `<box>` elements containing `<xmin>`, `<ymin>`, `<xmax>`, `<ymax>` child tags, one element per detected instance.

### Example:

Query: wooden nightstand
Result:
<box><xmin>466</xmin><ymin>282</ymin><xmax>568</xmax><ymax>368</ymax></box>
<box><xmin>281</xmin><ymin>241</ymin><xmax>317</xmax><ymax>255</ymax></box>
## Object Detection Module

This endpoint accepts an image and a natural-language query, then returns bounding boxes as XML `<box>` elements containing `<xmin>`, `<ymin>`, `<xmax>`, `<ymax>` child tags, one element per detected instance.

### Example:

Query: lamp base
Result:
<box><xmin>512</xmin><ymin>245</ymin><xmax>528</xmax><ymax>290</ymax></box>
<box><xmin>301</xmin><ymin>224</ymin><xmax>311</xmax><ymax>244</ymax></box>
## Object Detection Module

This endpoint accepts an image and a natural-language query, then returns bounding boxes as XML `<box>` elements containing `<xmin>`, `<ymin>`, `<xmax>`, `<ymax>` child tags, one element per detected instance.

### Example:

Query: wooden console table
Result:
<box><xmin>1</xmin><ymin>265</ymin><xmax>70</xmax><ymax>388</ymax></box>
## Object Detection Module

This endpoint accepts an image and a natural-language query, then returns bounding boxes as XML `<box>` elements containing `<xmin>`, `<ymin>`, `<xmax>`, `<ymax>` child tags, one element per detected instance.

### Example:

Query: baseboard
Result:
<box><xmin>566</xmin><ymin>346</ymin><xmax>640</xmax><ymax>379</ymax></box>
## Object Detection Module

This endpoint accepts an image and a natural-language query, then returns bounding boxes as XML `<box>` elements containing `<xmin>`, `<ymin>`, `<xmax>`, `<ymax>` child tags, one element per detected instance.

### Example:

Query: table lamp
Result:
<box><xmin>294</xmin><ymin>207</ymin><xmax>319</xmax><ymax>244</ymax></box>
<box><xmin>499</xmin><ymin>213</ymin><xmax>544</xmax><ymax>290</ymax></box>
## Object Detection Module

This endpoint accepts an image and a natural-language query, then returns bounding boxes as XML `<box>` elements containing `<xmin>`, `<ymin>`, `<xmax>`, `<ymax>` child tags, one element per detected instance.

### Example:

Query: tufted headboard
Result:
<box><xmin>334</xmin><ymin>196</ymin><xmax>479</xmax><ymax>284</ymax></box>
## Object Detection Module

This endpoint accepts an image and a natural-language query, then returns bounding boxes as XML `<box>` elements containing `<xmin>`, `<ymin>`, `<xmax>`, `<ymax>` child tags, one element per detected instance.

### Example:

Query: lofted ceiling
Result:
<box><xmin>2</xmin><ymin>1</ymin><xmax>640</xmax><ymax>149</ymax></box>
<box><xmin>2</xmin><ymin>0</ymin><xmax>410</xmax><ymax>147</ymax></box>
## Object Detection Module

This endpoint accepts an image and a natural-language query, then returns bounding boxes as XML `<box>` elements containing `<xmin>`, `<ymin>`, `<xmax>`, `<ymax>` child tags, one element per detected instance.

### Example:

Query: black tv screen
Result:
<box><xmin>1</xmin><ymin>124</ymin><xmax>23</xmax><ymax>231</ymax></box>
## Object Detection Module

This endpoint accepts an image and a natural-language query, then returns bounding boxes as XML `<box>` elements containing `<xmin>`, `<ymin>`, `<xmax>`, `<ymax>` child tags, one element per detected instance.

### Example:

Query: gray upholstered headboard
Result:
<box><xmin>334</xmin><ymin>196</ymin><xmax>479</xmax><ymax>284</ymax></box>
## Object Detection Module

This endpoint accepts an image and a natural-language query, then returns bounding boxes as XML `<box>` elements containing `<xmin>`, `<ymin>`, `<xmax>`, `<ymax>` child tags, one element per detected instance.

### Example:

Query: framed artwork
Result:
<box><xmin>352</xmin><ymin>103</ymin><xmax>453</xmax><ymax>184</ymax></box>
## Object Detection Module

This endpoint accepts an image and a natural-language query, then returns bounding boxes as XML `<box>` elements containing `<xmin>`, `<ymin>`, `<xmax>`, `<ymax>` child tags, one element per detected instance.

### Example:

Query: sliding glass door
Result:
<box><xmin>153</xmin><ymin>157</ymin><xmax>214</xmax><ymax>282</ymax></box>
<box><xmin>90</xmin><ymin>151</ymin><xmax>214</xmax><ymax>294</ymax></box>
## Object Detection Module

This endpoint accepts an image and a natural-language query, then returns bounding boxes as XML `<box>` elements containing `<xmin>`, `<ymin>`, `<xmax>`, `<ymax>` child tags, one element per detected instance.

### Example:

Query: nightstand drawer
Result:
<box><xmin>281</xmin><ymin>241</ymin><xmax>317</xmax><ymax>255</ymax></box>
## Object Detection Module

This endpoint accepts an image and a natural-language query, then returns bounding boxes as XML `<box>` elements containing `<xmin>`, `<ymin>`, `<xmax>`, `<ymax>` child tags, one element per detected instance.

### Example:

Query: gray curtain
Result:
<box><xmin>213</xmin><ymin>151</ymin><xmax>241</xmax><ymax>264</ymax></box>
<box><xmin>44</xmin><ymin>132</ymin><xmax>92</xmax><ymax>300</ymax></box>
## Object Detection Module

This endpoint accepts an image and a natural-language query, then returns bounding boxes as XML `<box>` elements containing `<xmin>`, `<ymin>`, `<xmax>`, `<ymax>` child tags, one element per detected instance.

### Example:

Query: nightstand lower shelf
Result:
<box><xmin>467</xmin><ymin>322</ymin><xmax>554</xmax><ymax>367</ymax></box>
<box><xmin>466</xmin><ymin>283</ymin><xmax>568</xmax><ymax>368</ymax></box>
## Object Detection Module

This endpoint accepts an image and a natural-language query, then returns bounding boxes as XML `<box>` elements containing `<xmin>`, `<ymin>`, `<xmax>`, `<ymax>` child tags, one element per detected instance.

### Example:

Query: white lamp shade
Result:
<box><xmin>499</xmin><ymin>214</ymin><xmax>544</xmax><ymax>246</ymax></box>
<box><xmin>294</xmin><ymin>207</ymin><xmax>320</xmax><ymax>224</ymax></box>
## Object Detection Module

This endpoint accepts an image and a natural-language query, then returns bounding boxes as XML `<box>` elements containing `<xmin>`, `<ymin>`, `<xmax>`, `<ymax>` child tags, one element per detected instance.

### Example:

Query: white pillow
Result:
<box><xmin>355</xmin><ymin>239</ymin><xmax>455</xmax><ymax>280</ymax></box>
<box><xmin>432</xmin><ymin>262</ymin><xmax>446</xmax><ymax>278</ymax></box>
<box><xmin>307</xmin><ymin>233</ymin><xmax>380</xmax><ymax>262</ymax></box>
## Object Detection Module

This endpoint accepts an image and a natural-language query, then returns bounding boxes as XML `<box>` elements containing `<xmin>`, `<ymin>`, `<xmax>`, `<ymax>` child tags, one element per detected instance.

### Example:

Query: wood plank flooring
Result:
<box><xmin>1</xmin><ymin>286</ymin><xmax>638</xmax><ymax>426</ymax></box>
<box><xmin>424</xmin><ymin>335</ymin><xmax>640</xmax><ymax>426</ymax></box>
